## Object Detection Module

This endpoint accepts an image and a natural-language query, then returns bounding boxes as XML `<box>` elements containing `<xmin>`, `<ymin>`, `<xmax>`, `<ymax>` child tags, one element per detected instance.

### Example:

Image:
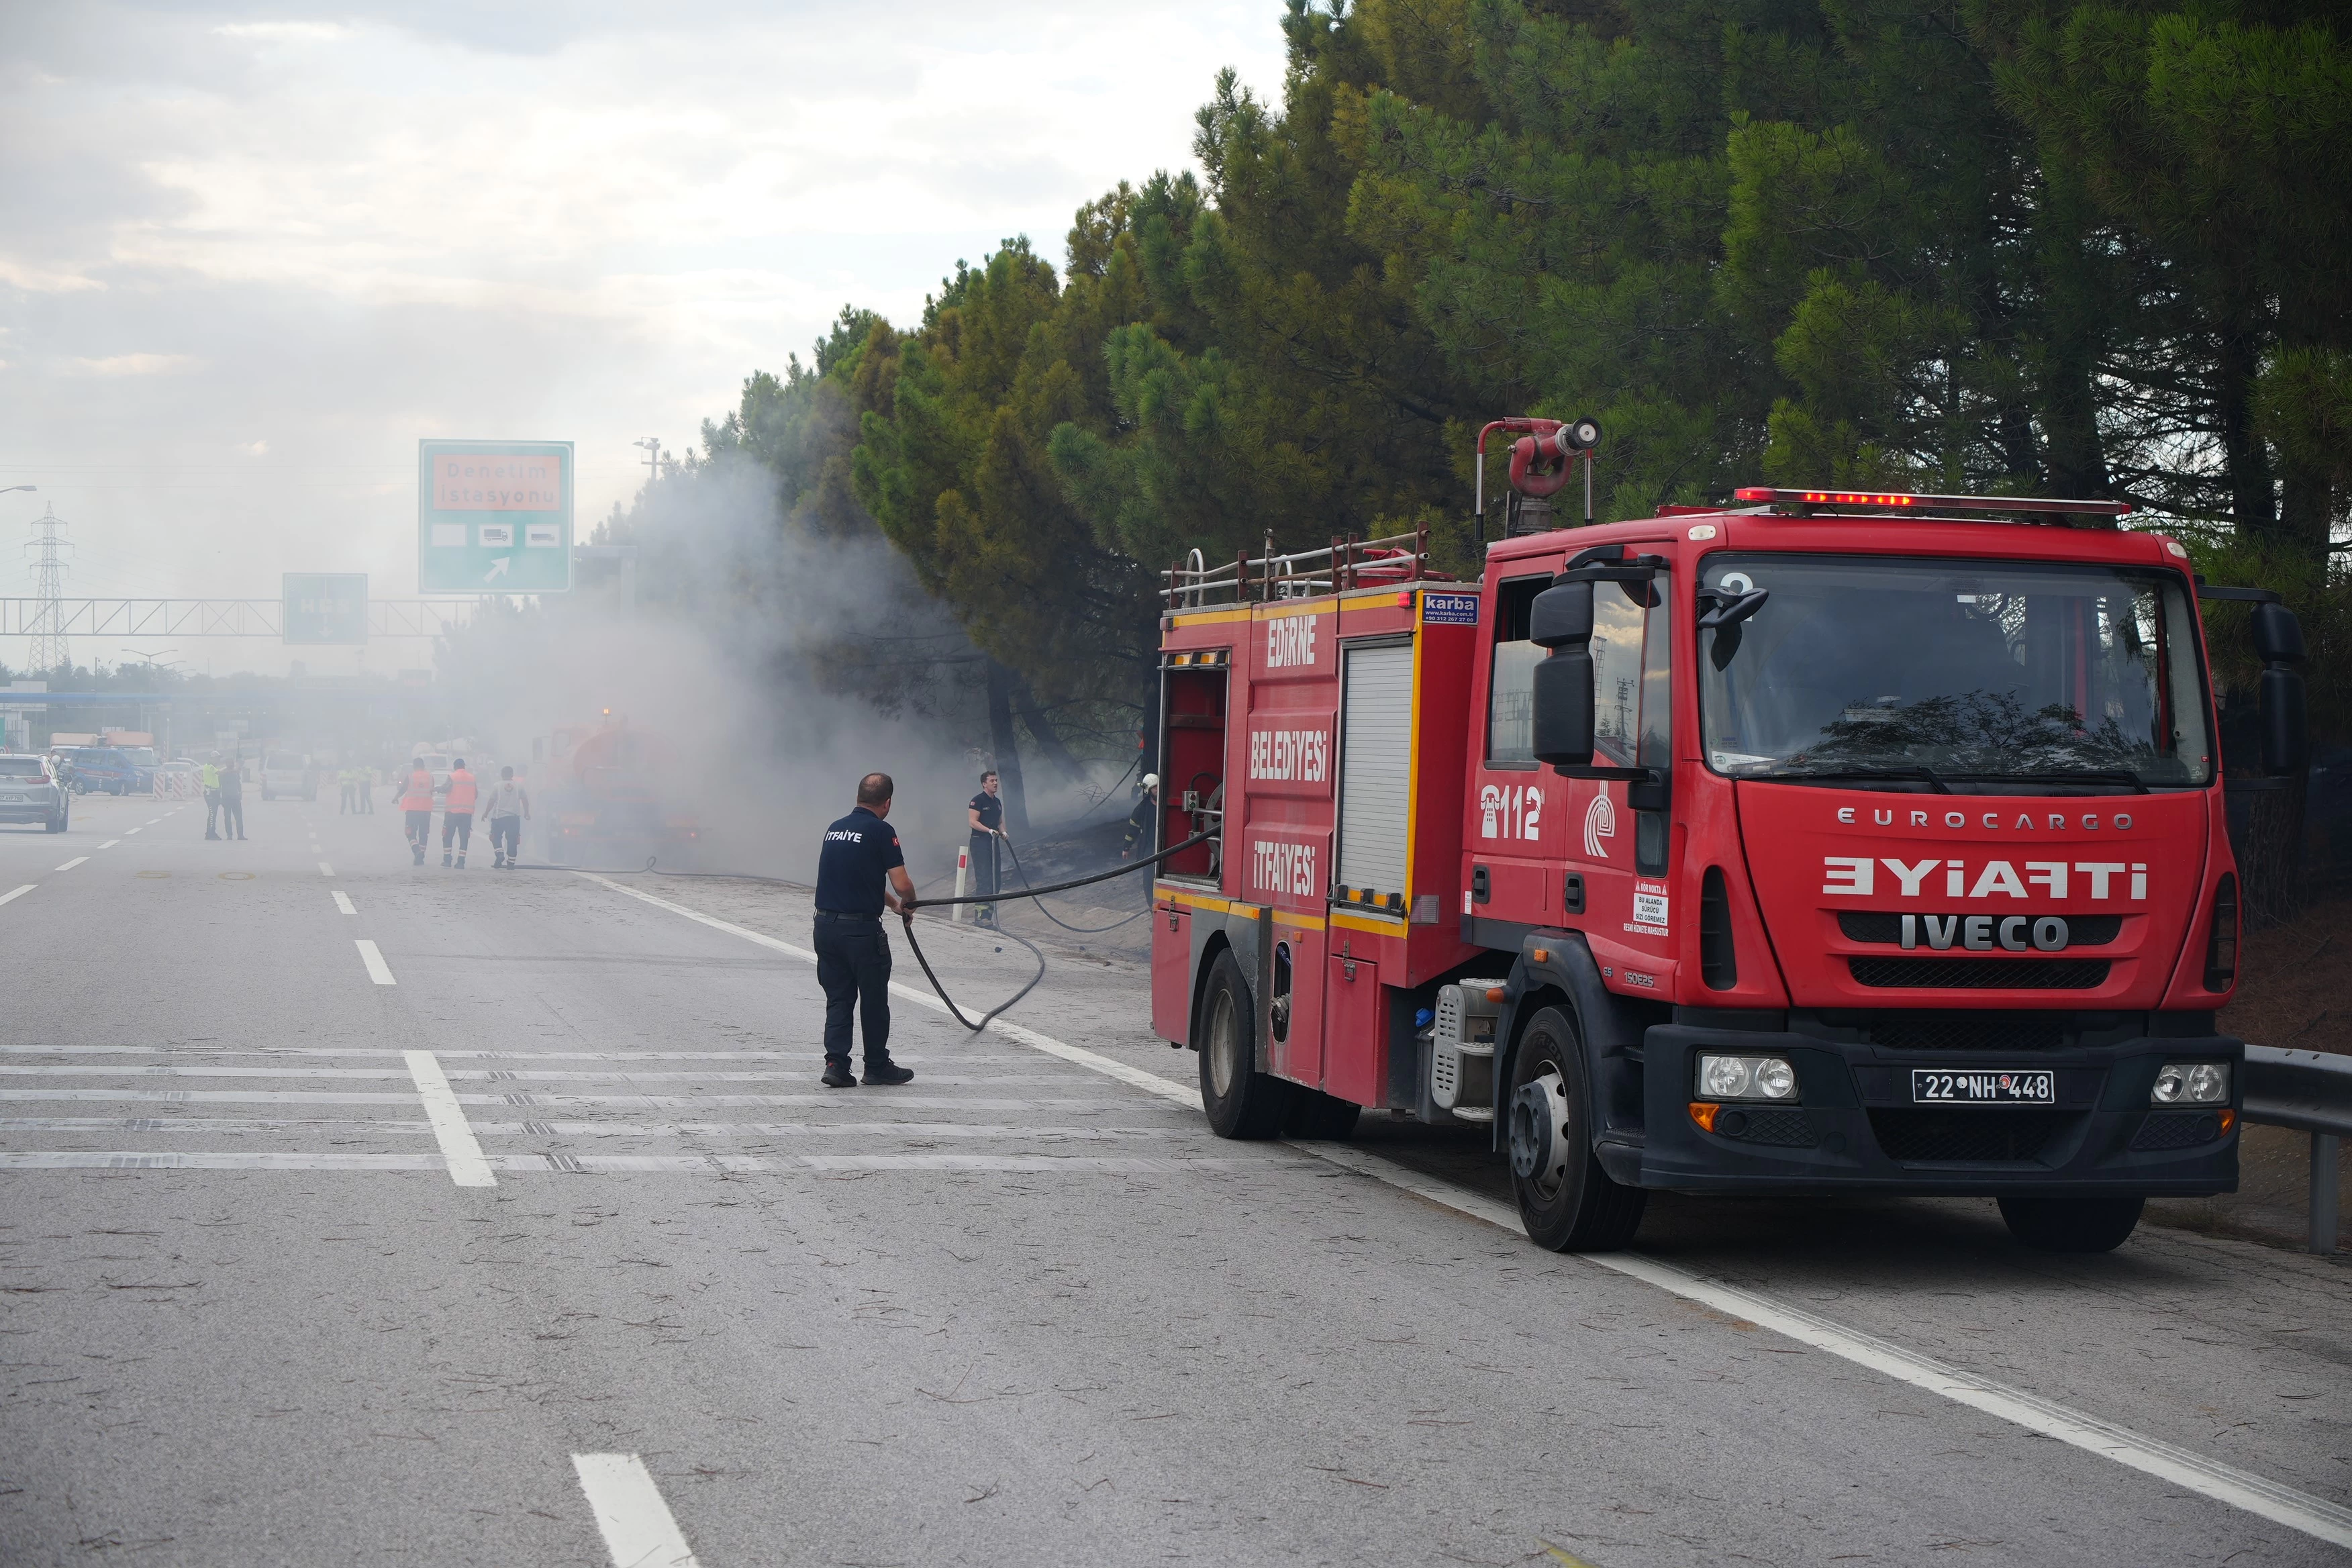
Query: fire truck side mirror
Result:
<box><xmin>2251</xmin><ymin>601</ymin><xmax>2305</xmax><ymax>665</ymax></box>
<box><xmin>1531</xmin><ymin>648</ymin><xmax>1596</xmax><ymax>766</ymax></box>
<box><xmin>2250</xmin><ymin>602</ymin><xmax>2307</xmax><ymax>775</ymax></box>
<box><xmin>2259</xmin><ymin>666</ymin><xmax>2308</xmax><ymax>775</ymax></box>
<box><xmin>1528</xmin><ymin>579</ymin><xmax>1593</xmax><ymax>648</ymax></box>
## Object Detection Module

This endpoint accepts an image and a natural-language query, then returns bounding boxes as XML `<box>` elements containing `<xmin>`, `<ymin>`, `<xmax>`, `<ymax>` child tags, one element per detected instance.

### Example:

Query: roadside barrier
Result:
<box><xmin>2243</xmin><ymin>1045</ymin><xmax>2351</xmax><ymax>1254</ymax></box>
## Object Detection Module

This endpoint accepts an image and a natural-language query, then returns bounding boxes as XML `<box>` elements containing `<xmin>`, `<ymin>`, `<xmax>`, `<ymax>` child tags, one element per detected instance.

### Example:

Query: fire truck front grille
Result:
<box><xmin>1848</xmin><ymin>957</ymin><xmax>2110</xmax><ymax>989</ymax></box>
<box><xmin>1861</xmin><ymin>1012</ymin><xmax>2067</xmax><ymax>1052</ymax></box>
<box><xmin>1868</xmin><ymin>1108</ymin><xmax>2069</xmax><ymax>1163</ymax></box>
<box><xmin>2129</xmin><ymin>1112</ymin><xmax>2227</xmax><ymax>1151</ymax></box>
<box><xmin>1836</xmin><ymin>912</ymin><xmax>2122</xmax><ymax>946</ymax></box>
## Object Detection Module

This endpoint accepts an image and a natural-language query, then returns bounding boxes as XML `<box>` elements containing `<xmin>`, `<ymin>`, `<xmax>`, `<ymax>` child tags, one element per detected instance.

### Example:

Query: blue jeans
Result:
<box><xmin>813</xmin><ymin>914</ymin><xmax>891</xmax><ymax>1065</ymax></box>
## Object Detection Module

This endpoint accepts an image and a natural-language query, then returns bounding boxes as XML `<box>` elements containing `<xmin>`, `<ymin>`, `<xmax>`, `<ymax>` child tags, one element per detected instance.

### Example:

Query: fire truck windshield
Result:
<box><xmin>1697</xmin><ymin>553</ymin><xmax>2212</xmax><ymax>788</ymax></box>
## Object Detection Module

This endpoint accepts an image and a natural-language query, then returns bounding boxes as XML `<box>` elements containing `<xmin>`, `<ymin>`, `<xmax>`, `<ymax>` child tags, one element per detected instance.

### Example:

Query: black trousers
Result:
<box><xmin>814</xmin><ymin>914</ymin><xmax>891</xmax><ymax>1064</ymax></box>
<box><xmin>218</xmin><ymin>795</ymin><xmax>244</xmax><ymax>837</ymax></box>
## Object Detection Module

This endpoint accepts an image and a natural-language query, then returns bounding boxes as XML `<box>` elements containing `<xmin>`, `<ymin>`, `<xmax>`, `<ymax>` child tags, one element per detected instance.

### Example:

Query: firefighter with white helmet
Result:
<box><xmin>1120</xmin><ymin>772</ymin><xmax>1160</xmax><ymax>860</ymax></box>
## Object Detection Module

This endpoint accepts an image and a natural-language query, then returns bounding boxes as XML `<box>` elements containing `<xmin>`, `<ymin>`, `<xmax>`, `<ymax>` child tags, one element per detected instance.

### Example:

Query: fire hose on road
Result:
<box><xmin>513</xmin><ymin>827</ymin><xmax>1216</xmax><ymax>1034</ymax></box>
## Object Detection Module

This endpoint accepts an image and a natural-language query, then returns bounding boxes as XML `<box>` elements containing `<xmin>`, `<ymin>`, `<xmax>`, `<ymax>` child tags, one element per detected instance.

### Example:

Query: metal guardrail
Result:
<box><xmin>2243</xmin><ymin>1045</ymin><xmax>2349</xmax><ymax>1255</ymax></box>
<box><xmin>0</xmin><ymin>597</ymin><xmax>487</xmax><ymax>638</ymax></box>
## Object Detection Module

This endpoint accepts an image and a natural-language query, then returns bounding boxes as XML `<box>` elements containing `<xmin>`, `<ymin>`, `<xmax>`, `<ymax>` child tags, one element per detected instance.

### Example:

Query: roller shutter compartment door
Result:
<box><xmin>1337</xmin><ymin>642</ymin><xmax>1414</xmax><ymax>898</ymax></box>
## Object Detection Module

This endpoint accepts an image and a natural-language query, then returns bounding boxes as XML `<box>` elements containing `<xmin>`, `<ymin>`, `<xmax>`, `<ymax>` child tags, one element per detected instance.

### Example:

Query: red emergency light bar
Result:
<box><xmin>1731</xmin><ymin>486</ymin><xmax>2132</xmax><ymax>523</ymax></box>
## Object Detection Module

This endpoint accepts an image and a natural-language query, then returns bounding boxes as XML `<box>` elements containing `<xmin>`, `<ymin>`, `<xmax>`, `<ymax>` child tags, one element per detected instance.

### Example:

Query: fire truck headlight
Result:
<box><xmin>1698</xmin><ymin>1055</ymin><xmax>1798</xmax><ymax>1102</ymax></box>
<box><xmin>2154</xmin><ymin>1062</ymin><xmax>2229</xmax><ymax>1106</ymax></box>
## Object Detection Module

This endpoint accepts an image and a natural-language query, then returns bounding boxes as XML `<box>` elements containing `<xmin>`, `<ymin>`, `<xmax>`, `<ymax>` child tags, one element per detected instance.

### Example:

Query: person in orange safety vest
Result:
<box><xmin>440</xmin><ymin>757</ymin><xmax>479</xmax><ymax>869</ymax></box>
<box><xmin>399</xmin><ymin>760</ymin><xmax>436</xmax><ymax>866</ymax></box>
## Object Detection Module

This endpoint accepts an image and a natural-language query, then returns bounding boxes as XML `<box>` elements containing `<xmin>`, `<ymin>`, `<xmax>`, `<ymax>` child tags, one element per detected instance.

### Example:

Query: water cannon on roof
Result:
<box><xmin>1475</xmin><ymin>416</ymin><xmax>1602</xmax><ymax>541</ymax></box>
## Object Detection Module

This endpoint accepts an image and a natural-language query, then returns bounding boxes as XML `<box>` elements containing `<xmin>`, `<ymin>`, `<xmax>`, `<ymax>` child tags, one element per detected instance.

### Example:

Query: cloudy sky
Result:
<box><xmin>0</xmin><ymin>1</ymin><xmax>1288</xmax><ymax>675</ymax></box>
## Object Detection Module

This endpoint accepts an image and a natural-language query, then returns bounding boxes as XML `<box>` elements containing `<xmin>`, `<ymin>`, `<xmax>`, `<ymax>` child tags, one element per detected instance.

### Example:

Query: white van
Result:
<box><xmin>260</xmin><ymin>752</ymin><xmax>317</xmax><ymax>801</ymax></box>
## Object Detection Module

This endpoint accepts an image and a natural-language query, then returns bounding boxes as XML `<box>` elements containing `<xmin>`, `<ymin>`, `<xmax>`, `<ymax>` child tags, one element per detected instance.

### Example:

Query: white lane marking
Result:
<box><xmin>0</xmin><ymin>885</ymin><xmax>34</xmax><ymax>908</ymax></box>
<box><xmin>124</xmin><ymin>827</ymin><xmax>141</xmax><ymax>835</ymax></box>
<box><xmin>54</xmin><ymin>857</ymin><xmax>86</xmax><ymax>871</ymax></box>
<box><xmin>332</xmin><ymin>891</ymin><xmax>356</xmax><ymax>915</ymax></box>
<box><xmin>578</xmin><ymin>874</ymin><xmax>1194</xmax><ymax>1106</ymax></box>
<box><xmin>98</xmin><ymin>840</ymin><xmax>118</xmax><ymax>848</ymax></box>
<box><xmin>318</xmin><ymin>861</ymin><xmax>334</xmax><ymax>877</ymax></box>
<box><xmin>573</xmin><ymin>1453</ymin><xmax>701</xmax><ymax>1568</ymax></box>
<box><xmin>355</xmin><ymin>939</ymin><xmax>396</xmax><ymax>985</ymax></box>
<box><xmin>592</xmin><ymin>875</ymin><xmax>2352</xmax><ymax>1553</ymax></box>
<box><xmin>403</xmin><ymin>1050</ymin><xmax>495</xmax><ymax>1187</ymax></box>
<box><xmin>146</xmin><ymin>818</ymin><xmax>160</xmax><ymax>825</ymax></box>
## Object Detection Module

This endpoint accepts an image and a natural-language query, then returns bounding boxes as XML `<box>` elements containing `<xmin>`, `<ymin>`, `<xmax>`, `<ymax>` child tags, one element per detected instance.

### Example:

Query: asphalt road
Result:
<box><xmin>1</xmin><ymin>792</ymin><xmax>2348</xmax><ymax>1567</ymax></box>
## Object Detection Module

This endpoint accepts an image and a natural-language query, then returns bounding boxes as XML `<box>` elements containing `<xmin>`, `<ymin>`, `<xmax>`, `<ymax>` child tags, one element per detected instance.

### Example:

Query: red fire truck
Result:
<box><xmin>1148</xmin><ymin>418</ymin><xmax>2309</xmax><ymax>1255</ymax></box>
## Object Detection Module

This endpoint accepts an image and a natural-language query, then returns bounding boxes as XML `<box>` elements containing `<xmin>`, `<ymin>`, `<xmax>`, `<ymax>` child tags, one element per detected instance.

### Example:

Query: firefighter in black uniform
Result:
<box><xmin>812</xmin><ymin>772</ymin><xmax>920</xmax><ymax>1088</ymax></box>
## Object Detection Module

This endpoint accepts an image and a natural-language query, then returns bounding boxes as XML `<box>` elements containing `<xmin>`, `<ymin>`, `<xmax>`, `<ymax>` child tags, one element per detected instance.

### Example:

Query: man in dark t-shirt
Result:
<box><xmin>812</xmin><ymin>771</ymin><xmax>920</xmax><ymax>1088</ymax></box>
<box><xmin>966</xmin><ymin>769</ymin><xmax>1005</xmax><ymax>928</ymax></box>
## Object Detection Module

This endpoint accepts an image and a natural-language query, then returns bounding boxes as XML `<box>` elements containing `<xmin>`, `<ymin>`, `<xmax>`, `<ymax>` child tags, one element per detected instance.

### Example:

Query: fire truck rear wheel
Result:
<box><xmin>1508</xmin><ymin>1006</ymin><xmax>1646</xmax><ymax>1251</ymax></box>
<box><xmin>1198</xmin><ymin>951</ymin><xmax>1292</xmax><ymax>1139</ymax></box>
<box><xmin>1996</xmin><ymin>1193</ymin><xmax>2144</xmax><ymax>1253</ymax></box>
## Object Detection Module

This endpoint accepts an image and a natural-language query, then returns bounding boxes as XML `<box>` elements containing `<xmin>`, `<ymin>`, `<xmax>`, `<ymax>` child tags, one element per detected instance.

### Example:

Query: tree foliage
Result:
<box><xmin>640</xmin><ymin>0</ymin><xmax>2348</xmax><ymax>750</ymax></box>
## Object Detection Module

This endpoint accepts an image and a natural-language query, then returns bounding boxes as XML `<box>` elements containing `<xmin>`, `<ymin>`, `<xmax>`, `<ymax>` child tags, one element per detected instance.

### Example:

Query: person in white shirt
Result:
<box><xmin>479</xmin><ymin>766</ymin><xmax>531</xmax><ymax>869</ymax></box>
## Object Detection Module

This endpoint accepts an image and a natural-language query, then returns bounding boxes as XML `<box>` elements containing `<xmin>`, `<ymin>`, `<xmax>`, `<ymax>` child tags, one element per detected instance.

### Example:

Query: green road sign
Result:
<box><xmin>417</xmin><ymin>439</ymin><xmax>573</xmax><ymax>593</ymax></box>
<box><xmin>283</xmin><ymin>573</ymin><xmax>369</xmax><ymax>644</ymax></box>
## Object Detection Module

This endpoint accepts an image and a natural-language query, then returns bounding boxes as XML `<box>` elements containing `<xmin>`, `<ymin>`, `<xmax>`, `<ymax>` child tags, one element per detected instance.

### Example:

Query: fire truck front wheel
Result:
<box><xmin>1198</xmin><ymin>952</ymin><xmax>1293</xmax><ymax>1139</ymax></box>
<box><xmin>1507</xmin><ymin>1007</ymin><xmax>1646</xmax><ymax>1251</ymax></box>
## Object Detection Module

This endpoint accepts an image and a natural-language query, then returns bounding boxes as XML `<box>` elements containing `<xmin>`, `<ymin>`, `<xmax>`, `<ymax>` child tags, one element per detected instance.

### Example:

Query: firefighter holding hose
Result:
<box><xmin>811</xmin><ymin>772</ymin><xmax>919</xmax><ymax>1089</ymax></box>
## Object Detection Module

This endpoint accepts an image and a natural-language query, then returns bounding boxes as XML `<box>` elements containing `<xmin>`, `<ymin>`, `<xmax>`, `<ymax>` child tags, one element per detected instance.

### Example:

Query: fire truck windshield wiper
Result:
<box><xmin>1757</xmin><ymin>765</ymin><xmax>1953</xmax><ymax>793</ymax></box>
<box><xmin>1935</xmin><ymin>769</ymin><xmax>2152</xmax><ymax>794</ymax></box>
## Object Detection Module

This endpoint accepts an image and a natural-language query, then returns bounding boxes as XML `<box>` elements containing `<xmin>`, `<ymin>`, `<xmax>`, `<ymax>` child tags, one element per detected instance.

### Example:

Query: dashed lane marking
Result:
<box><xmin>573</xmin><ymin>1453</ymin><xmax>701</xmax><ymax>1568</ymax></box>
<box><xmin>332</xmin><ymin>891</ymin><xmax>356</xmax><ymax>914</ymax></box>
<box><xmin>319</xmin><ymin>861</ymin><xmax>334</xmax><ymax>877</ymax></box>
<box><xmin>124</xmin><ymin>827</ymin><xmax>141</xmax><ymax>835</ymax></box>
<box><xmin>0</xmin><ymin>885</ymin><xmax>34</xmax><ymax>908</ymax></box>
<box><xmin>403</xmin><ymin>1050</ymin><xmax>493</xmax><ymax>1187</ymax></box>
<box><xmin>585</xmin><ymin>872</ymin><xmax>2352</xmax><ymax>1555</ymax></box>
<box><xmin>97</xmin><ymin>840</ymin><xmax>117</xmax><ymax>848</ymax></box>
<box><xmin>355</xmin><ymin>938</ymin><xmax>395</xmax><ymax>985</ymax></box>
<box><xmin>53</xmin><ymin>858</ymin><xmax>85</xmax><ymax>871</ymax></box>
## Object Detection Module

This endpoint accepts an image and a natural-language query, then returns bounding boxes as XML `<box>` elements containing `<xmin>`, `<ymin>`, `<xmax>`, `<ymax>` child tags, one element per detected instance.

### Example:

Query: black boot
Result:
<box><xmin>820</xmin><ymin>1060</ymin><xmax>856</xmax><ymax>1089</ymax></box>
<box><xmin>862</xmin><ymin>1059</ymin><xmax>914</xmax><ymax>1087</ymax></box>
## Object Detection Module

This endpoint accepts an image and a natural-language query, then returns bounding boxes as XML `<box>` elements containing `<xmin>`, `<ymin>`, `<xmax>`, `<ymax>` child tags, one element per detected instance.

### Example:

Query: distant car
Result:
<box><xmin>52</xmin><ymin>746</ymin><xmax>139</xmax><ymax>795</ymax></box>
<box><xmin>0</xmin><ymin>754</ymin><xmax>70</xmax><ymax>832</ymax></box>
<box><xmin>260</xmin><ymin>752</ymin><xmax>317</xmax><ymax>801</ymax></box>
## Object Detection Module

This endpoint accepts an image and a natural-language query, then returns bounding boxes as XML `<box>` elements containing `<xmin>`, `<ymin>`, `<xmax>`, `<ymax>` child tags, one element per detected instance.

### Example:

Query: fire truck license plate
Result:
<box><xmin>1912</xmin><ymin>1069</ymin><xmax>2055</xmax><ymax>1105</ymax></box>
